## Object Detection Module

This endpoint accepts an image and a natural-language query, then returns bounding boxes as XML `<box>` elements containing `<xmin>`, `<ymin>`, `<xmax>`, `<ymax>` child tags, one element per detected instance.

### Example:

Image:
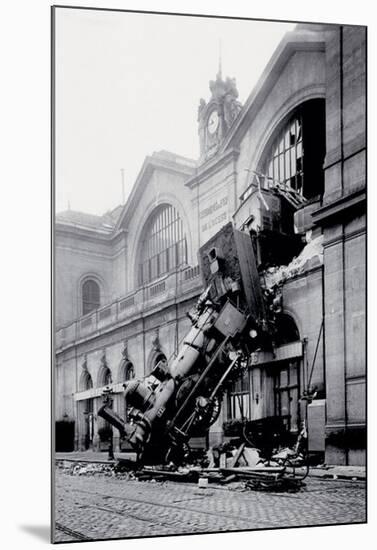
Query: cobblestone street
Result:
<box><xmin>53</xmin><ymin>469</ymin><xmax>366</xmax><ymax>542</ymax></box>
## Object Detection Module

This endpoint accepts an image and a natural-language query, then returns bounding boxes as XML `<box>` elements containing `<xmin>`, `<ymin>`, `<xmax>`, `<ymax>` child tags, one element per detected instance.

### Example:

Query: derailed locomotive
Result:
<box><xmin>98</xmin><ymin>223</ymin><xmax>273</xmax><ymax>464</ymax></box>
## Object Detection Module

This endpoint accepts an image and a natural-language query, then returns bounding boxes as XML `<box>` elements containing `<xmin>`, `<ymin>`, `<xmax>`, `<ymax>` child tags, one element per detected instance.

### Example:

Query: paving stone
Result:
<box><xmin>53</xmin><ymin>468</ymin><xmax>366</xmax><ymax>542</ymax></box>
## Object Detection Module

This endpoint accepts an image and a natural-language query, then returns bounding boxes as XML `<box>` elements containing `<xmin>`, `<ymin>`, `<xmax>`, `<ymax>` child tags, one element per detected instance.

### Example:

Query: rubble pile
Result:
<box><xmin>55</xmin><ymin>438</ymin><xmax>308</xmax><ymax>493</ymax></box>
<box><xmin>56</xmin><ymin>460</ymin><xmax>136</xmax><ymax>480</ymax></box>
<box><xmin>262</xmin><ymin>234</ymin><xmax>324</xmax><ymax>291</ymax></box>
<box><xmin>129</xmin><ymin>441</ymin><xmax>308</xmax><ymax>491</ymax></box>
<box><xmin>245</xmin><ymin>476</ymin><xmax>305</xmax><ymax>492</ymax></box>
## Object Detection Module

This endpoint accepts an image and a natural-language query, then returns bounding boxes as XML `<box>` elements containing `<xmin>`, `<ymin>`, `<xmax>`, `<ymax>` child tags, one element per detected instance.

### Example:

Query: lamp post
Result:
<box><xmin>102</xmin><ymin>386</ymin><xmax>115</xmax><ymax>460</ymax></box>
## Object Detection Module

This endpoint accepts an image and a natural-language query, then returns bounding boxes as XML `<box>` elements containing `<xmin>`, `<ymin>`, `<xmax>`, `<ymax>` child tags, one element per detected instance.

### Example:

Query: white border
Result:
<box><xmin>1</xmin><ymin>1</ymin><xmax>374</xmax><ymax>548</ymax></box>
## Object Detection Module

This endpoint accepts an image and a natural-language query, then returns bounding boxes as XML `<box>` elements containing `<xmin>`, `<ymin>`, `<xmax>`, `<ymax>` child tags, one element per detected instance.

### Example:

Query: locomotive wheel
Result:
<box><xmin>182</xmin><ymin>395</ymin><xmax>221</xmax><ymax>435</ymax></box>
<box><xmin>175</xmin><ymin>376</ymin><xmax>222</xmax><ymax>435</ymax></box>
<box><xmin>192</xmin><ymin>395</ymin><xmax>221</xmax><ymax>428</ymax></box>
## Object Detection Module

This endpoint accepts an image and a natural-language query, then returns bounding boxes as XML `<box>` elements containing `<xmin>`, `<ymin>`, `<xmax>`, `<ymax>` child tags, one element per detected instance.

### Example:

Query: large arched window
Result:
<box><xmin>264</xmin><ymin>99</ymin><xmax>326</xmax><ymax>200</ymax></box>
<box><xmin>138</xmin><ymin>205</ymin><xmax>187</xmax><ymax>285</ymax></box>
<box><xmin>82</xmin><ymin>279</ymin><xmax>100</xmax><ymax>315</ymax></box>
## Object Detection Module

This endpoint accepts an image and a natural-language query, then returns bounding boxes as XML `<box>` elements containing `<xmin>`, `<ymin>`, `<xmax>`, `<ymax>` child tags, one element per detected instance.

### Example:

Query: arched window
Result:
<box><xmin>138</xmin><ymin>205</ymin><xmax>187</xmax><ymax>284</ymax></box>
<box><xmin>80</xmin><ymin>370</ymin><xmax>93</xmax><ymax>392</ymax></box>
<box><xmin>264</xmin><ymin>99</ymin><xmax>326</xmax><ymax>200</ymax></box>
<box><xmin>121</xmin><ymin>361</ymin><xmax>135</xmax><ymax>422</ymax></box>
<box><xmin>154</xmin><ymin>352</ymin><xmax>167</xmax><ymax>368</ymax></box>
<box><xmin>274</xmin><ymin>313</ymin><xmax>300</xmax><ymax>346</ymax></box>
<box><xmin>82</xmin><ymin>279</ymin><xmax>100</xmax><ymax>315</ymax></box>
<box><xmin>103</xmin><ymin>368</ymin><xmax>112</xmax><ymax>386</ymax></box>
<box><xmin>98</xmin><ymin>366</ymin><xmax>112</xmax><ymax>387</ymax></box>
<box><xmin>120</xmin><ymin>361</ymin><xmax>135</xmax><ymax>382</ymax></box>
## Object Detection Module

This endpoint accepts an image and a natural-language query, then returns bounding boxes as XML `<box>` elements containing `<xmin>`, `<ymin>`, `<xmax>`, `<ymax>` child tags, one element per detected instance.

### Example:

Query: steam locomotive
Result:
<box><xmin>98</xmin><ymin>223</ymin><xmax>271</xmax><ymax>464</ymax></box>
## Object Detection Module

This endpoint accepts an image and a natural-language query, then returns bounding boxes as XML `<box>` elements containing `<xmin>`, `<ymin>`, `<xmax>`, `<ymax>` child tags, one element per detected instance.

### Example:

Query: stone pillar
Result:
<box><xmin>323</xmin><ymin>224</ymin><xmax>346</xmax><ymax>464</ymax></box>
<box><xmin>344</xmin><ymin>216</ymin><xmax>366</xmax><ymax>465</ymax></box>
<box><xmin>76</xmin><ymin>400</ymin><xmax>88</xmax><ymax>451</ymax></box>
<box><xmin>74</xmin><ymin>401</ymin><xmax>80</xmax><ymax>451</ymax></box>
<box><xmin>323</xmin><ymin>27</ymin><xmax>343</xmax><ymax>205</ymax></box>
<box><xmin>92</xmin><ymin>398</ymin><xmax>100</xmax><ymax>451</ymax></box>
<box><xmin>320</xmin><ymin>25</ymin><xmax>366</xmax><ymax>465</ymax></box>
<box><xmin>342</xmin><ymin>27</ymin><xmax>366</xmax><ymax>167</ymax></box>
<box><xmin>113</xmin><ymin>393</ymin><xmax>124</xmax><ymax>452</ymax></box>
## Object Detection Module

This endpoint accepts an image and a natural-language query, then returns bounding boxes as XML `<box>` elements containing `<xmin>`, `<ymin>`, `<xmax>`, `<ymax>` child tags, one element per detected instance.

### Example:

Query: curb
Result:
<box><xmin>55</xmin><ymin>459</ymin><xmax>366</xmax><ymax>482</ymax></box>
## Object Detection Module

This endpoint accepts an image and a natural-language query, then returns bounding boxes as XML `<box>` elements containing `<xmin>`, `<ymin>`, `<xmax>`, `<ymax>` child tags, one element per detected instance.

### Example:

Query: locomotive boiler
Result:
<box><xmin>98</xmin><ymin>223</ymin><xmax>270</xmax><ymax>464</ymax></box>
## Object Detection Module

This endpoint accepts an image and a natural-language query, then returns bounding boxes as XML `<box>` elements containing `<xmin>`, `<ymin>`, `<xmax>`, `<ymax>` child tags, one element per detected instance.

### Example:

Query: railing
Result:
<box><xmin>56</xmin><ymin>265</ymin><xmax>201</xmax><ymax>350</ymax></box>
<box><xmin>183</xmin><ymin>265</ymin><xmax>200</xmax><ymax>280</ymax></box>
<box><xmin>80</xmin><ymin>316</ymin><xmax>92</xmax><ymax>329</ymax></box>
<box><xmin>119</xmin><ymin>296</ymin><xmax>135</xmax><ymax>311</ymax></box>
<box><xmin>99</xmin><ymin>306</ymin><xmax>112</xmax><ymax>320</ymax></box>
<box><xmin>149</xmin><ymin>281</ymin><xmax>166</xmax><ymax>297</ymax></box>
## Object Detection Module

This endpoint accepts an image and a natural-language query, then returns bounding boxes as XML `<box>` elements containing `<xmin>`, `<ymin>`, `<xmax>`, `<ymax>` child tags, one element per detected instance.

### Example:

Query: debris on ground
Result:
<box><xmin>272</xmin><ymin>447</ymin><xmax>296</xmax><ymax>460</ymax></box>
<box><xmin>56</xmin><ymin>460</ymin><xmax>136</xmax><ymax>480</ymax></box>
<box><xmin>245</xmin><ymin>476</ymin><xmax>305</xmax><ymax>492</ymax></box>
<box><xmin>135</xmin><ymin>467</ymin><xmax>199</xmax><ymax>483</ymax></box>
<box><xmin>55</xmin><ymin>441</ymin><xmax>309</xmax><ymax>492</ymax></box>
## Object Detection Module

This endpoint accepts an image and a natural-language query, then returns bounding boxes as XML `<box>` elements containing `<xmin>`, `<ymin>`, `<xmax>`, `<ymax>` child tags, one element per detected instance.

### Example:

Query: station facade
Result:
<box><xmin>55</xmin><ymin>23</ymin><xmax>366</xmax><ymax>465</ymax></box>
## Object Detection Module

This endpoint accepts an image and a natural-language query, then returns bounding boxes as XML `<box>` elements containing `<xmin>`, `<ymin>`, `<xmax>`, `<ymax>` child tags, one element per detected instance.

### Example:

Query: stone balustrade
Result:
<box><xmin>56</xmin><ymin>266</ymin><xmax>201</xmax><ymax>350</ymax></box>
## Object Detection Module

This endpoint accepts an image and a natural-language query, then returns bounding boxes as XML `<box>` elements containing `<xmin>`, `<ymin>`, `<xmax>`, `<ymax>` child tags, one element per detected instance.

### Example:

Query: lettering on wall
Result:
<box><xmin>200</xmin><ymin>196</ymin><xmax>228</xmax><ymax>233</ymax></box>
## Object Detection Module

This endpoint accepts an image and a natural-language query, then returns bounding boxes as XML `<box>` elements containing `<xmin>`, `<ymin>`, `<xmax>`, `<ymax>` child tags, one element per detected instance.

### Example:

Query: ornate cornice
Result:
<box><xmin>312</xmin><ymin>188</ymin><xmax>366</xmax><ymax>226</ymax></box>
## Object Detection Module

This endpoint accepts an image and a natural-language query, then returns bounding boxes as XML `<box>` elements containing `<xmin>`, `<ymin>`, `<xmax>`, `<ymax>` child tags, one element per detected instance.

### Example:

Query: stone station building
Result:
<box><xmin>55</xmin><ymin>23</ymin><xmax>366</xmax><ymax>465</ymax></box>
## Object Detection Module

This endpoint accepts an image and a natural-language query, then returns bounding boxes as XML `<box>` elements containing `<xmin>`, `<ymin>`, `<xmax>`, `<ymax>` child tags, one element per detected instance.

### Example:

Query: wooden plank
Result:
<box><xmin>220</xmin><ymin>467</ymin><xmax>285</xmax><ymax>475</ymax></box>
<box><xmin>229</xmin><ymin>443</ymin><xmax>246</xmax><ymax>468</ymax></box>
<box><xmin>206</xmin><ymin>449</ymin><xmax>215</xmax><ymax>468</ymax></box>
<box><xmin>220</xmin><ymin>468</ymin><xmax>281</xmax><ymax>481</ymax></box>
<box><xmin>219</xmin><ymin>474</ymin><xmax>238</xmax><ymax>485</ymax></box>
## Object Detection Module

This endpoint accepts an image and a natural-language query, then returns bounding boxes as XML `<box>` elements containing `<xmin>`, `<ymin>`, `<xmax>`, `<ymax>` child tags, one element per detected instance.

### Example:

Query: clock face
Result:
<box><xmin>207</xmin><ymin>110</ymin><xmax>219</xmax><ymax>134</ymax></box>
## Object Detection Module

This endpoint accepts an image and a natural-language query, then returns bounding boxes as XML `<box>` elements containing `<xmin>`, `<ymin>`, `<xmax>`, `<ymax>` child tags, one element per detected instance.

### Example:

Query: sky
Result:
<box><xmin>55</xmin><ymin>8</ymin><xmax>295</xmax><ymax>215</ymax></box>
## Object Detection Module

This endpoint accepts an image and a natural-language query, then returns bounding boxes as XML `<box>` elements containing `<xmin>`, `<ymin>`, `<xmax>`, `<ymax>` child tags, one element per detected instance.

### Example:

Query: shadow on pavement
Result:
<box><xmin>19</xmin><ymin>525</ymin><xmax>50</xmax><ymax>543</ymax></box>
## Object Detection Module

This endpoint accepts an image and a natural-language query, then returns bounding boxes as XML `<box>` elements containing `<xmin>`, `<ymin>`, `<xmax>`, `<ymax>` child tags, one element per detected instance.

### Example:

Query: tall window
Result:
<box><xmin>139</xmin><ymin>205</ymin><xmax>187</xmax><ymax>285</ymax></box>
<box><xmin>265</xmin><ymin>99</ymin><xmax>326</xmax><ymax>200</ymax></box>
<box><xmin>99</xmin><ymin>366</ymin><xmax>112</xmax><ymax>387</ymax></box>
<box><xmin>80</xmin><ymin>370</ymin><xmax>93</xmax><ymax>392</ymax></box>
<box><xmin>267</xmin><ymin>115</ymin><xmax>304</xmax><ymax>194</ymax></box>
<box><xmin>122</xmin><ymin>362</ymin><xmax>135</xmax><ymax>421</ymax></box>
<box><xmin>227</xmin><ymin>370</ymin><xmax>250</xmax><ymax>420</ymax></box>
<box><xmin>121</xmin><ymin>361</ymin><xmax>135</xmax><ymax>382</ymax></box>
<box><xmin>82</xmin><ymin>279</ymin><xmax>100</xmax><ymax>315</ymax></box>
<box><xmin>274</xmin><ymin>360</ymin><xmax>300</xmax><ymax>433</ymax></box>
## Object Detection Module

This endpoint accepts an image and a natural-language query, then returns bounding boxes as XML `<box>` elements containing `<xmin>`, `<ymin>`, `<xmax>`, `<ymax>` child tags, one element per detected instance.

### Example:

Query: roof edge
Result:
<box><xmin>219</xmin><ymin>29</ymin><xmax>327</xmax><ymax>153</ymax></box>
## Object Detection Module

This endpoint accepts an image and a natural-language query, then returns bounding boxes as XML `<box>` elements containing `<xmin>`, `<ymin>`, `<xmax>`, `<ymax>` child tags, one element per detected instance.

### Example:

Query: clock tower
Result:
<box><xmin>198</xmin><ymin>69</ymin><xmax>243</xmax><ymax>163</ymax></box>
